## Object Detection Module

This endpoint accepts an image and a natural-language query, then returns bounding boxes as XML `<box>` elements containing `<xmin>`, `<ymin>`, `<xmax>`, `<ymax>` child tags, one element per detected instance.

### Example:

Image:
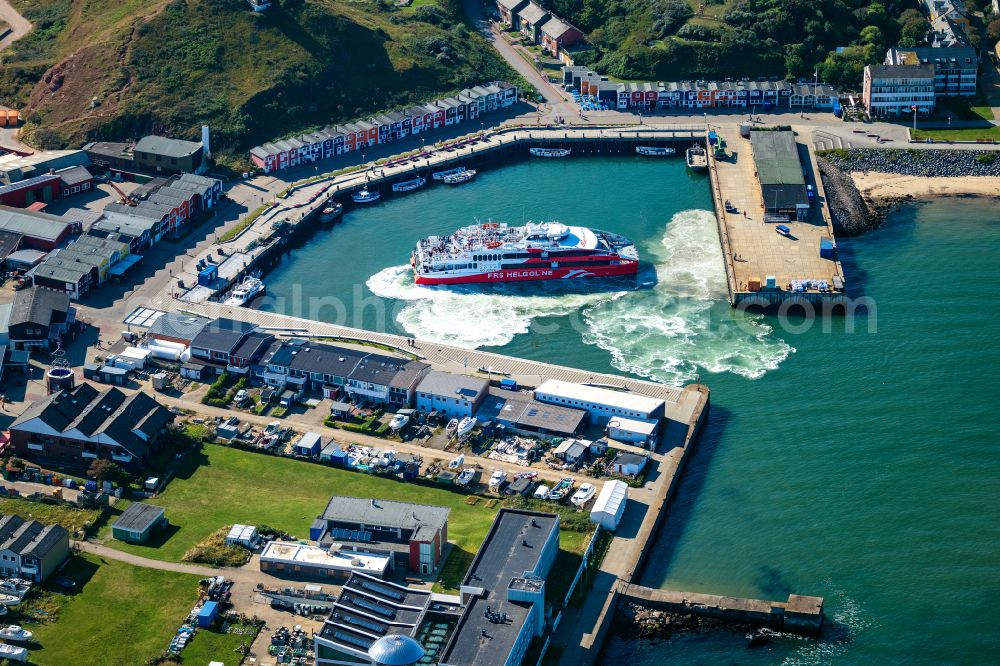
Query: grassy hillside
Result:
<box><xmin>0</xmin><ymin>0</ymin><xmax>515</xmax><ymax>155</ymax></box>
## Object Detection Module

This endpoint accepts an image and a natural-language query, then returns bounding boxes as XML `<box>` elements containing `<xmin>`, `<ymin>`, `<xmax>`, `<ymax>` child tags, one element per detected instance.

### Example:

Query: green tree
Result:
<box><xmin>88</xmin><ymin>459</ymin><xmax>130</xmax><ymax>486</ymax></box>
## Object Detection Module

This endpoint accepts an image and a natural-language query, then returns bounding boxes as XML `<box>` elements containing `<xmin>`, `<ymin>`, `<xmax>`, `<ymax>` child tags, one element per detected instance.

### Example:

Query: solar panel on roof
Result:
<box><xmin>342</xmin><ymin>613</ymin><xmax>388</xmax><ymax>634</ymax></box>
<box><xmin>349</xmin><ymin>595</ymin><xmax>396</xmax><ymax>618</ymax></box>
<box><xmin>334</xmin><ymin>631</ymin><xmax>373</xmax><ymax>649</ymax></box>
<box><xmin>360</xmin><ymin>579</ymin><xmax>405</xmax><ymax>601</ymax></box>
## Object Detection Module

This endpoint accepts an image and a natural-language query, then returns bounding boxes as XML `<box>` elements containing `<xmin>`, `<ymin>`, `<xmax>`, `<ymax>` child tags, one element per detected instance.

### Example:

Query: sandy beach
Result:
<box><xmin>851</xmin><ymin>171</ymin><xmax>1000</xmax><ymax>201</ymax></box>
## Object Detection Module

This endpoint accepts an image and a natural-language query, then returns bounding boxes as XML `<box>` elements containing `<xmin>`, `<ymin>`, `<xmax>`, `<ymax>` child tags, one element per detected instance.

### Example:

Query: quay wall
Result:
<box><xmin>617</xmin><ymin>583</ymin><xmax>825</xmax><ymax>636</ymax></box>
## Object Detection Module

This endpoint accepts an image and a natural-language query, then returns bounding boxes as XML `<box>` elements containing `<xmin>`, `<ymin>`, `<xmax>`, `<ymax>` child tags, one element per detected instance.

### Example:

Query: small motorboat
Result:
<box><xmin>686</xmin><ymin>145</ymin><xmax>708</xmax><ymax>170</ymax></box>
<box><xmin>488</xmin><ymin>470</ymin><xmax>507</xmax><ymax>491</ymax></box>
<box><xmin>0</xmin><ymin>643</ymin><xmax>26</xmax><ymax>662</ymax></box>
<box><xmin>445</xmin><ymin>418</ymin><xmax>459</xmax><ymax>436</ymax></box>
<box><xmin>443</xmin><ymin>169</ymin><xmax>476</xmax><ymax>185</ymax></box>
<box><xmin>388</xmin><ymin>413</ymin><xmax>409</xmax><ymax>432</ymax></box>
<box><xmin>570</xmin><ymin>483</ymin><xmax>597</xmax><ymax>507</ymax></box>
<box><xmin>0</xmin><ymin>594</ymin><xmax>20</xmax><ymax>607</ymax></box>
<box><xmin>747</xmin><ymin>627</ymin><xmax>776</xmax><ymax>648</ymax></box>
<box><xmin>392</xmin><ymin>177</ymin><xmax>426</xmax><ymax>193</ymax></box>
<box><xmin>432</xmin><ymin>166</ymin><xmax>468</xmax><ymax>181</ymax></box>
<box><xmin>636</xmin><ymin>146</ymin><xmax>676</xmax><ymax>156</ymax></box>
<box><xmin>455</xmin><ymin>417</ymin><xmax>477</xmax><ymax>439</ymax></box>
<box><xmin>319</xmin><ymin>202</ymin><xmax>343</xmax><ymax>223</ymax></box>
<box><xmin>547</xmin><ymin>476</ymin><xmax>574</xmax><ymax>501</ymax></box>
<box><xmin>448</xmin><ymin>454</ymin><xmax>464</xmax><ymax>470</ymax></box>
<box><xmin>530</xmin><ymin>147</ymin><xmax>571</xmax><ymax>158</ymax></box>
<box><xmin>352</xmin><ymin>188</ymin><xmax>380</xmax><ymax>203</ymax></box>
<box><xmin>0</xmin><ymin>625</ymin><xmax>32</xmax><ymax>641</ymax></box>
<box><xmin>224</xmin><ymin>276</ymin><xmax>264</xmax><ymax>307</ymax></box>
<box><xmin>455</xmin><ymin>468</ymin><xmax>476</xmax><ymax>486</ymax></box>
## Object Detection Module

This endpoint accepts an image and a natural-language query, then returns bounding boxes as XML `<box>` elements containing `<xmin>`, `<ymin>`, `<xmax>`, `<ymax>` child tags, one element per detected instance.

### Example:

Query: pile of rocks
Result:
<box><xmin>817</xmin><ymin>157</ymin><xmax>882</xmax><ymax>236</ymax></box>
<box><xmin>819</xmin><ymin>148</ymin><xmax>1000</xmax><ymax>178</ymax></box>
<box><xmin>614</xmin><ymin>601</ymin><xmax>746</xmax><ymax>640</ymax></box>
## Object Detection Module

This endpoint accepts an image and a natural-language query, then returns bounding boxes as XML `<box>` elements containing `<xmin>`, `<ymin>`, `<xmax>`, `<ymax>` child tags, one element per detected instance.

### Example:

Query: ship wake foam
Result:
<box><xmin>365</xmin><ymin>209</ymin><xmax>793</xmax><ymax>383</ymax></box>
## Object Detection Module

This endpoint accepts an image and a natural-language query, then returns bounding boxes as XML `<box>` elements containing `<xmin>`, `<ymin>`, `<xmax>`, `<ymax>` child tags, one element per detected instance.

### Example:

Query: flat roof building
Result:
<box><xmin>415</xmin><ymin>370</ymin><xmax>489</xmax><ymax>419</ymax></box>
<box><xmin>478</xmin><ymin>390</ymin><xmax>586</xmax><ymax>437</ymax></box>
<box><xmin>112</xmin><ymin>503</ymin><xmax>167</xmax><ymax>543</ymax></box>
<box><xmin>532</xmin><ymin>379</ymin><xmax>665</xmax><ymax>427</ymax></box>
<box><xmin>442</xmin><ymin>509</ymin><xmax>560</xmax><ymax>666</ymax></box>
<box><xmin>748</xmin><ymin>130</ymin><xmax>809</xmax><ymax>218</ymax></box>
<box><xmin>312</xmin><ymin>496</ymin><xmax>450</xmax><ymax>575</ymax></box>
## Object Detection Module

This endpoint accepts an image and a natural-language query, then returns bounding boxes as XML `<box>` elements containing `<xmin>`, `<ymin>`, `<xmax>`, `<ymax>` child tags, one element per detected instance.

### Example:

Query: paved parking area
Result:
<box><xmin>711</xmin><ymin>128</ymin><xmax>841</xmax><ymax>291</ymax></box>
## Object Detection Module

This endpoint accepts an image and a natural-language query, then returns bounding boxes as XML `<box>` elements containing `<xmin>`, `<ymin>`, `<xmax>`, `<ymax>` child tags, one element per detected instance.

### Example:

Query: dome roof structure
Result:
<box><xmin>367</xmin><ymin>634</ymin><xmax>425</xmax><ymax>666</ymax></box>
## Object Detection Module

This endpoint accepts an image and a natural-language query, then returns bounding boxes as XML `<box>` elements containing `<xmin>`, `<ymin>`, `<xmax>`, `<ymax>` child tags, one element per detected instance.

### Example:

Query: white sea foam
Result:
<box><xmin>365</xmin><ymin>209</ymin><xmax>793</xmax><ymax>382</ymax></box>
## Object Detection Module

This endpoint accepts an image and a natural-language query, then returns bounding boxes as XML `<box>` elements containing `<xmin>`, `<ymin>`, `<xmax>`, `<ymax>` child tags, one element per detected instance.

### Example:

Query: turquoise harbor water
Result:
<box><xmin>264</xmin><ymin>159</ymin><xmax>1000</xmax><ymax>663</ymax></box>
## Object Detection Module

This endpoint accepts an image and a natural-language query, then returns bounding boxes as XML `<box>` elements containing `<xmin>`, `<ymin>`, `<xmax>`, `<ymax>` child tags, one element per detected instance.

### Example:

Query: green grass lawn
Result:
<box><xmin>181</xmin><ymin>620</ymin><xmax>261</xmax><ymax>666</ymax></box>
<box><xmin>99</xmin><ymin>444</ymin><xmax>499</xmax><ymax>564</ymax></box>
<box><xmin>0</xmin><ymin>497</ymin><xmax>101</xmax><ymax>536</ymax></box>
<box><xmin>912</xmin><ymin>126</ymin><xmax>1000</xmax><ymax>142</ymax></box>
<box><xmin>24</xmin><ymin>553</ymin><xmax>201</xmax><ymax>666</ymax></box>
<box><xmin>99</xmin><ymin>444</ymin><xmax>596</xmax><ymax>592</ymax></box>
<box><xmin>939</xmin><ymin>95</ymin><xmax>996</xmax><ymax>122</ymax></box>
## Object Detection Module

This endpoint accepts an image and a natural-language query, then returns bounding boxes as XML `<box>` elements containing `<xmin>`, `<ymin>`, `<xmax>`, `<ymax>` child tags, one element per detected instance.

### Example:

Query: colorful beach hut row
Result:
<box><xmin>249</xmin><ymin>82</ymin><xmax>519</xmax><ymax>174</ymax></box>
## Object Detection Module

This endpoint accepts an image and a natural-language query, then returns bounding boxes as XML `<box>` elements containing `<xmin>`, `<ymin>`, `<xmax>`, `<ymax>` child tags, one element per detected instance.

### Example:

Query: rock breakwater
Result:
<box><xmin>819</xmin><ymin>147</ymin><xmax>1000</xmax><ymax>178</ymax></box>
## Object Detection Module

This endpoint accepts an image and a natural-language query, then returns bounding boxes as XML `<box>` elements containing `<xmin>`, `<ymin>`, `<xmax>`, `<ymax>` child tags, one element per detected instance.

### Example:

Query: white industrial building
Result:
<box><xmin>606</xmin><ymin>416</ymin><xmax>659</xmax><ymax>446</ymax></box>
<box><xmin>532</xmin><ymin>379</ymin><xmax>666</xmax><ymax>426</ymax></box>
<box><xmin>226</xmin><ymin>524</ymin><xmax>259</xmax><ymax>548</ymax></box>
<box><xmin>590</xmin><ymin>480</ymin><xmax>628</xmax><ymax>531</ymax></box>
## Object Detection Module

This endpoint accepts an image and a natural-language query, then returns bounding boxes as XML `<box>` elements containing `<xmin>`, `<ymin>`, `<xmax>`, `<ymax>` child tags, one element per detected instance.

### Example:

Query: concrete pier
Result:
<box><xmin>707</xmin><ymin>126</ymin><xmax>848</xmax><ymax>310</ymax></box>
<box><xmin>618</xmin><ymin>583</ymin><xmax>825</xmax><ymax>636</ymax></box>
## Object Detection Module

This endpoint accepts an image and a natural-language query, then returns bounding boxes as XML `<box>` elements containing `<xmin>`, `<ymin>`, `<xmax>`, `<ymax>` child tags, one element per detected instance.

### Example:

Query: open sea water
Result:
<box><xmin>264</xmin><ymin>158</ymin><xmax>1000</xmax><ymax>663</ymax></box>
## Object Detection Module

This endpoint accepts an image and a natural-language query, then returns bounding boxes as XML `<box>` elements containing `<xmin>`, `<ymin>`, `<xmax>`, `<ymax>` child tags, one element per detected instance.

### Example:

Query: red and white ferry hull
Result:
<box><xmin>414</xmin><ymin>261</ymin><xmax>638</xmax><ymax>285</ymax></box>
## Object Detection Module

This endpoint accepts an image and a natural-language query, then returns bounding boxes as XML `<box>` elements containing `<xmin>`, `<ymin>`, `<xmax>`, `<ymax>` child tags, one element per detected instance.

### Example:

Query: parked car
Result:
<box><xmin>234</xmin><ymin>389</ymin><xmax>249</xmax><ymax>405</ymax></box>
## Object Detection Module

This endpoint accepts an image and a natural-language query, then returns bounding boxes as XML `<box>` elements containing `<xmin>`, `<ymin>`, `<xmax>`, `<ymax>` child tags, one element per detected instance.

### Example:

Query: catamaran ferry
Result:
<box><xmin>411</xmin><ymin>221</ymin><xmax>638</xmax><ymax>285</ymax></box>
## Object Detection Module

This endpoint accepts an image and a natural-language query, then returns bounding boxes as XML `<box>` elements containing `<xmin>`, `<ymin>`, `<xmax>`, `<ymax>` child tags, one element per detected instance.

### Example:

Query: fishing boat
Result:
<box><xmin>412</xmin><ymin>221</ymin><xmax>638</xmax><ymax>286</ymax></box>
<box><xmin>352</xmin><ymin>188</ymin><xmax>380</xmax><ymax>203</ymax></box>
<box><xmin>319</xmin><ymin>202</ymin><xmax>343</xmax><ymax>223</ymax></box>
<box><xmin>392</xmin><ymin>177</ymin><xmax>426</xmax><ymax>193</ymax></box>
<box><xmin>455</xmin><ymin>468</ymin><xmax>476</xmax><ymax>486</ymax></box>
<box><xmin>685</xmin><ymin>145</ymin><xmax>708</xmax><ymax>170</ymax></box>
<box><xmin>0</xmin><ymin>643</ymin><xmax>26</xmax><ymax>662</ymax></box>
<box><xmin>432</xmin><ymin>166</ymin><xmax>468</xmax><ymax>181</ymax></box>
<box><xmin>547</xmin><ymin>476</ymin><xmax>574</xmax><ymax>501</ymax></box>
<box><xmin>445</xmin><ymin>418</ymin><xmax>460</xmax><ymax>436</ymax></box>
<box><xmin>448</xmin><ymin>454</ymin><xmax>464</xmax><ymax>470</ymax></box>
<box><xmin>488</xmin><ymin>470</ymin><xmax>507</xmax><ymax>491</ymax></box>
<box><xmin>0</xmin><ymin>594</ymin><xmax>20</xmax><ymax>607</ymax></box>
<box><xmin>636</xmin><ymin>146</ymin><xmax>676</xmax><ymax>156</ymax></box>
<box><xmin>570</xmin><ymin>483</ymin><xmax>597</xmax><ymax>507</ymax></box>
<box><xmin>443</xmin><ymin>169</ymin><xmax>476</xmax><ymax>185</ymax></box>
<box><xmin>455</xmin><ymin>417</ymin><xmax>477</xmax><ymax>439</ymax></box>
<box><xmin>388</xmin><ymin>413</ymin><xmax>409</xmax><ymax>432</ymax></box>
<box><xmin>0</xmin><ymin>626</ymin><xmax>32</xmax><ymax>642</ymax></box>
<box><xmin>224</xmin><ymin>275</ymin><xmax>264</xmax><ymax>307</ymax></box>
<box><xmin>529</xmin><ymin>147</ymin><xmax>571</xmax><ymax>158</ymax></box>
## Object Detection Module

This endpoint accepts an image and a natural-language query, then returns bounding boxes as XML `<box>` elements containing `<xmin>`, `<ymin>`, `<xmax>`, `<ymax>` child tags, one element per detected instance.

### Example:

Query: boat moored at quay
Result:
<box><xmin>443</xmin><ymin>169</ymin><xmax>476</xmax><ymax>185</ymax></box>
<box><xmin>352</xmin><ymin>188</ymin><xmax>380</xmax><ymax>203</ymax></box>
<box><xmin>529</xmin><ymin>147</ymin><xmax>571</xmax><ymax>158</ymax></box>
<box><xmin>432</xmin><ymin>166</ymin><xmax>469</xmax><ymax>181</ymax></box>
<box><xmin>636</xmin><ymin>146</ymin><xmax>676</xmax><ymax>156</ymax></box>
<box><xmin>392</xmin><ymin>177</ymin><xmax>426</xmax><ymax>193</ymax></box>
<box><xmin>411</xmin><ymin>221</ymin><xmax>639</xmax><ymax>285</ymax></box>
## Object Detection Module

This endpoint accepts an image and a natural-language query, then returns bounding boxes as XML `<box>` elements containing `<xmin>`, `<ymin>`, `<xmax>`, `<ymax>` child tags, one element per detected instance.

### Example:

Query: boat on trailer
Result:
<box><xmin>636</xmin><ymin>146</ymin><xmax>676</xmax><ymax>156</ymax></box>
<box><xmin>529</xmin><ymin>147</ymin><xmax>571</xmax><ymax>158</ymax></box>
<box><xmin>392</xmin><ymin>177</ymin><xmax>426</xmax><ymax>193</ymax></box>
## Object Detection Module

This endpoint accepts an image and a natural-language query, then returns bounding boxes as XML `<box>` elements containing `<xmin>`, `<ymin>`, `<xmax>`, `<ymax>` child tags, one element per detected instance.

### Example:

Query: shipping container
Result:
<box><xmin>747</xmin><ymin>276</ymin><xmax>761</xmax><ymax>291</ymax></box>
<box><xmin>197</xmin><ymin>264</ymin><xmax>218</xmax><ymax>287</ymax></box>
<box><xmin>819</xmin><ymin>238</ymin><xmax>835</xmax><ymax>258</ymax></box>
